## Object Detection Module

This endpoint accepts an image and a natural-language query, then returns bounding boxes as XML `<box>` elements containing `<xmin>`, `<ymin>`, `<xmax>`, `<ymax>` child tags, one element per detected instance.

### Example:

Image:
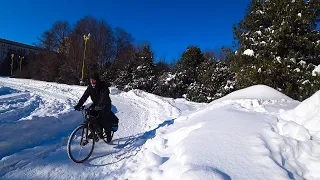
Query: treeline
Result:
<box><xmin>1</xmin><ymin>16</ymin><xmax>233</xmax><ymax>102</ymax></box>
<box><xmin>1</xmin><ymin>0</ymin><xmax>320</xmax><ymax>102</ymax></box>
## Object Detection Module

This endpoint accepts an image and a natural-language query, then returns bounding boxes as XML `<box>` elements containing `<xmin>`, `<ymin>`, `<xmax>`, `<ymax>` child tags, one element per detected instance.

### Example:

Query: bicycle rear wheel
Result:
<box><xmin>67</xmin><ymin>125</ymin><xmax>95</xmax><ymax>163</ymax></box>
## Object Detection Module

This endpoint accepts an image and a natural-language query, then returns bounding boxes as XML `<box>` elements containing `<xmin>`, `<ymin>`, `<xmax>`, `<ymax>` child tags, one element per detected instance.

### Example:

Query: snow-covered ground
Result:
<box><xmin>0</xmin><ymin>77</ymin><xmax>319</xmax><ymax>180</ymax></box>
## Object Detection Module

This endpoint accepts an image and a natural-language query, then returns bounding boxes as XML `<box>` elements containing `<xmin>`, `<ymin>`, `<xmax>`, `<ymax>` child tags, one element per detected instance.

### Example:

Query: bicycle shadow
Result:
<box><xmin>86</xmin><ymin>119</ymin><xmax>174</xmax><ymax>166</ymax></box>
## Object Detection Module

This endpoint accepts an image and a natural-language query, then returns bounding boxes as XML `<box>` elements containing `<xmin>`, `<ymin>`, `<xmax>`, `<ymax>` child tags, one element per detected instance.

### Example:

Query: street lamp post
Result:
<box><xmin>19</xmin><ymin>56</ymin><xmax>24</xmax><ymax>72</ymax></box>
<box><xmin>80</xmin><ymin>33</ymin><xmax>91</xmax><ymax>85</ymax></box>
<box><xmin>10</xmin><ymin>54</ymin><xmax>14</xmax><ymax>77</ymax></box>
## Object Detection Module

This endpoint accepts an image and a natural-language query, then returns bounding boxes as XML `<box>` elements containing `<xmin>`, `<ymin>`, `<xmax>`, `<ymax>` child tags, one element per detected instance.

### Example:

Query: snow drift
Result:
<box><xmin>127</xmin><ymin>84</ymin><xmax>301</xmax><ymax>180</ymax></box>
<box><xmin>217</xmin><ymin>84</ymin><xmax>294</xmax><ymax>101</ymax></box>
<box><xmin>274</xmin><ymin>91</ymin><xmax>320</xmax><ymax>179</ymax></box>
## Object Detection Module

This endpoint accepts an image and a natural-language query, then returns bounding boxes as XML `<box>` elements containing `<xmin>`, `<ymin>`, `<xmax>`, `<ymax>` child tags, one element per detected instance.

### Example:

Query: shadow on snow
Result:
<box><xmin>86</xmin><ymin>119</ymin><xmax>175</xmax><ymax>166</ymax></box>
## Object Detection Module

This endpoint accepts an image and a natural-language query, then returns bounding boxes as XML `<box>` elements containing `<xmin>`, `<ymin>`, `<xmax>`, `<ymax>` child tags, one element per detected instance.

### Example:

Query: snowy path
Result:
<box><xmin>0</xmin><ymin>77</ymin><xmax>199</xmax><ymax>179</ymax></box>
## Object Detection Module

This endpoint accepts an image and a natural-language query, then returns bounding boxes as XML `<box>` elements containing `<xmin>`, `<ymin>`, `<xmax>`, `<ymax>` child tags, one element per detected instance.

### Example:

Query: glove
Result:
<box><xmin>74</xmin><ymin>105</ymin><xmax>81</xmax><ymax>111</ymax></box>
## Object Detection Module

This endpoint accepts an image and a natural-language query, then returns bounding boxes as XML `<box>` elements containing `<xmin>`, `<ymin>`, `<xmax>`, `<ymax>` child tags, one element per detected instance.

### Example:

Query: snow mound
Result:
<box><xmin>216</xmin><ymin>85</ymin><xmax>294</xmax><ymax>102</ymax></box>
<box><xmin>275</xmin><ymin>91</ymin><xmax>320</xmax><ymax>179</ymax></box>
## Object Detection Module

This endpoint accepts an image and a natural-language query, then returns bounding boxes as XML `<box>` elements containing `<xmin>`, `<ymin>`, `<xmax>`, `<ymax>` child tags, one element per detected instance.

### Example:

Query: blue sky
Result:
<box><xmin>0</xmin><ymin>0</ymin><xmax>251</xmax><ymax>61</ymax></box>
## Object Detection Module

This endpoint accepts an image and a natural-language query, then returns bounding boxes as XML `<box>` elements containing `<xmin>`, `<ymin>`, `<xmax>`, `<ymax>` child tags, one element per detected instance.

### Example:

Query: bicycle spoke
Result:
<box><xmin>67</xmin><ymin>125</ymin><xmax>95</xmax><ymax>163</ymax></box>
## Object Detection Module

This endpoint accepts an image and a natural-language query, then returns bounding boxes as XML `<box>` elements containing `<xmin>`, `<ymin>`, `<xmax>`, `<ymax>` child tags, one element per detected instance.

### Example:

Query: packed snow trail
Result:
<box><xmin>0</xmin><ymin>77</ymin><xmax>203</xmax><ymax>179</ymax></box>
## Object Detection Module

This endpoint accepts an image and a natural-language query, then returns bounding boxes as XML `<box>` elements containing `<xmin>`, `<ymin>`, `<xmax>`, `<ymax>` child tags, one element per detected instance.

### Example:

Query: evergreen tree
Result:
<box><xmin>153</xmin><ymin>70</ymin><xmax>190</xmax><ymax>98</ymax></box>
<box><xmin>153</xmin><ymin>46</ymin><xmax>236</xmax><ymax>102</ymax></box>
<box><xmin>231</xmin><ymin>0</ymin><xmax>320</xmax><ymax>100</ymax></box>
<box><xmin>186</xmin><ymin>60</ymin><xmax>236</xmax><ymax>102</ymax></box>
<box><xmin>113</xmin><ymin>44</ymin><xmax>156</xmax><ymax>92</ymax></box>
<box><xmin>177</xmin><ymin>46</ymin><xmax>205</xmax><ymax>74</ymax></box>
<box><xmin>234</xmin><ymin>0</ymin><xmax>320</xmax><ymax>64</ymax></box>
<box><xmin>128</xmin><ymin>44</ymin><xmax>156</xmax><ymax>92</ymax></box>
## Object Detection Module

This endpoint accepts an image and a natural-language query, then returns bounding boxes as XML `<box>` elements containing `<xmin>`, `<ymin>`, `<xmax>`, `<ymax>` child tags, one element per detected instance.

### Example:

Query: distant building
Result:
<box><xmin>0</xmin><ymin>38</ymin><xmax>42</xmax><ymax>61</ymax></box>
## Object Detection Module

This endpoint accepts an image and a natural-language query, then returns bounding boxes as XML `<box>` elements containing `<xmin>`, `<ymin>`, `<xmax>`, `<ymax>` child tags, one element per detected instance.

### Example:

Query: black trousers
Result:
<box><xmin>89</xmin><ymin>104</ymin><xmax>118</xmax><ymax>131</ymax></box>
<box><xmin>98</xmin><ymin>109</ymin><xmax>119</xmax><ymax>131</ymax></box>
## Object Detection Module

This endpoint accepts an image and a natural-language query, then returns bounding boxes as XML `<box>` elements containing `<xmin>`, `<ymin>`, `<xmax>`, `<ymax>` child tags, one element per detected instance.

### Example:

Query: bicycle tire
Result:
<box><xmin>67</xmin><ymin>125</ymin><xmax>95</xmax><ymax>163</ymax></box>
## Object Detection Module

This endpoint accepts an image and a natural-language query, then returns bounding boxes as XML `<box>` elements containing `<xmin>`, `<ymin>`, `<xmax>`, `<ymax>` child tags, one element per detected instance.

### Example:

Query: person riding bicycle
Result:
<box><xmin>74</xmin><ymin>72</ymin><xmax>118</xmax><ymax>143</ymax></box>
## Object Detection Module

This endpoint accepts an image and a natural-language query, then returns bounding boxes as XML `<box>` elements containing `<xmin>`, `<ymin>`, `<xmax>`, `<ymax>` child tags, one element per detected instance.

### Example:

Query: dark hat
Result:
<box><xmin>90</xmin><ymin>72</ymin><xmax>100</xmax><ymax>81</ymax></box>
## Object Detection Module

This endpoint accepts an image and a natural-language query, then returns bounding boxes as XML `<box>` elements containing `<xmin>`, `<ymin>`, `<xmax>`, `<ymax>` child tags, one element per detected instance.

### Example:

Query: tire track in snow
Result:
<box><xmin>0</xmin><ymin>78</ymin><xmax>82</xmax><ymax>116</ymax></box>
<box><xmin>0</xmin><ymin>93</ymin><xmax>41</xmax><ymax>123</ymax></box>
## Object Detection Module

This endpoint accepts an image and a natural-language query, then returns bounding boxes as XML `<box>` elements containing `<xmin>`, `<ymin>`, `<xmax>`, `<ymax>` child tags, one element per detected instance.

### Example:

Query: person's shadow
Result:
<box><xmin>111</xmin><ymin>104</ymin><xmax>117</xmax><ymax>114</ymax></box>
<box><xmin>86</xmin><ymin>119</ymin><xmax>174</xmax><ymax>166</ymax></box>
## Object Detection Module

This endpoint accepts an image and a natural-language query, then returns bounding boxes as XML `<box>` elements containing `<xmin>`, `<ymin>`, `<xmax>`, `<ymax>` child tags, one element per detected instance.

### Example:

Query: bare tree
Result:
<box><xmin>38</xmin><ymin>21</ymin><xmax>71</xmax><ymax>52</ymax></box>
<box><xmin>72</xmin><ymin>16</ymin><xmax>115</xmax><ymax>73</ymax></box>
<box><xmin>204</xmin><ymin>49</ymin><xmax>219</xmax><ymax>61</ymax></box>
<box><xmin>114</xmin><ymin>27</ymin><xmax>134</xmax><ymax>59</ymax></box>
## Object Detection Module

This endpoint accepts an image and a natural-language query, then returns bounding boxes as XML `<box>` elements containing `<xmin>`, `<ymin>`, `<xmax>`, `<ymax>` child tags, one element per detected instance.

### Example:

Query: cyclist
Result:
<box><xmin>74</xmin><ymin>72</ymin><xmax>118</xmax><ymax>143</ymax></box>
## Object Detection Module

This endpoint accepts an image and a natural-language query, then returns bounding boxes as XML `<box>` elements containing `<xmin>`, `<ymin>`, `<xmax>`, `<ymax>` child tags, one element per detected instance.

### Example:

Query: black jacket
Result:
<box><xmin>76</xmin><ymin>81</ymin><xmax>111</xmax><ymax>111</ymax></box>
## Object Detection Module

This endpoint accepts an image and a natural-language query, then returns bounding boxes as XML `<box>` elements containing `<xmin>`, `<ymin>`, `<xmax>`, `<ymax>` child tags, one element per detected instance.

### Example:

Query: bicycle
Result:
<box><xmin>67</xmin><ymin>106</ymin><xmax>115</xmax><ymax>163</ymax></box>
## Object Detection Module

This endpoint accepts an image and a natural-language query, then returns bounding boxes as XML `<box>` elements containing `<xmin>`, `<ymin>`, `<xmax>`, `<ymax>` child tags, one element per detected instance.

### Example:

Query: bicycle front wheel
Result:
<box><xmin>67</xmin><ymin>125</ymin><xmax>95</xmax><ymax>163</ymax></box>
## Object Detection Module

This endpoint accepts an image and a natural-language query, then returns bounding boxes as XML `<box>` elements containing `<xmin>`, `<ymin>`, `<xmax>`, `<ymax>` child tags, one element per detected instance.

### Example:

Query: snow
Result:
<box><xmin>275</xmin><ymin>91</ymin><xmax>320</xmax><ymax>179</ymax></box>
<box><xmin>256</xmin><ymin>10</ymin><xmax>265</xmax><ymax>14</ymax></box>
<box><xmin>299</xmin><ymin>60</ymin><xmax>306</xmax><ymax>66</ymax></box>
<box><xmin>165</xmin><ymin>73</ymin><xmax>176</xmax><ymax>82</ymax></box>
<box><xmin>302</xmin><ymin>80</ymin><xmax>310</xmax><ymax>85</ymax></box>
<box><xmin>256</xmin><ymin>31</ymin><xmax>262</xmax><ymax>36</ymax></box>
<box><xmin>243</xmin><ymin>49</ymin><xmax>254</xmax><ymax>56</ymax></box>
<box><xmin>0</xmin><ymin>78</ymin><xmax>318</xmax><ymax>179</ymax></box>
<box><xmin>312</xmin><ymin>64</ymin><xmax>320</xmax><ymax>76</ymax></box>
<box><xmin>215</xmin><ymin>85</ymin><xmax>294</xmax><ymax>102</ymax></box>
<box><xmin>258</xmin><ymin>67</ymin><xmax>262</xmax><ymax>73</ymax></box>
<box><xmin>294</xmin><ymin>68</ymin><xmax>301</xmax><ymax>72</ymax></box>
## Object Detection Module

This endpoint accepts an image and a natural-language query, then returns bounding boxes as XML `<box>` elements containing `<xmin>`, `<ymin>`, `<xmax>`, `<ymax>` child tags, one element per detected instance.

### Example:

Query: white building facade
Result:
<box><xmin>0</xmin><ymin>38</ymin><xmax>42</xmax><ymax>61</ymax></box>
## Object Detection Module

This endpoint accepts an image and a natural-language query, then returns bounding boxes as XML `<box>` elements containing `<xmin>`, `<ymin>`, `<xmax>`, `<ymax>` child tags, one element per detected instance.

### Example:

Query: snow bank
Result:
<box><xmin>128</xmin><ymin>86</ymin><xmax>300</xmax><ymax>179</ymax></box>
<box><xmin>279</xmin><ymin>91</ymin><xmax>320</xmax><ymax>137</ymax></box>
<box><xmin>274</xmin><ymin>91</ymin><xmax>320</xmax><ymax>179</ymax></box>
<box><xmin>215</xmin><ymin>85</ymin><xmax>294</xmax><ymax>102</ymax></box>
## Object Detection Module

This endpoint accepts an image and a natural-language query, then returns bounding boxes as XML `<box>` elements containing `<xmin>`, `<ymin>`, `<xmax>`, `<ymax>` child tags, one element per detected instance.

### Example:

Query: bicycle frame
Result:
<box><xmin>79</xmin><ymin>106</ymin><xmax>102</xmax><ymax>141</ymax></box>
